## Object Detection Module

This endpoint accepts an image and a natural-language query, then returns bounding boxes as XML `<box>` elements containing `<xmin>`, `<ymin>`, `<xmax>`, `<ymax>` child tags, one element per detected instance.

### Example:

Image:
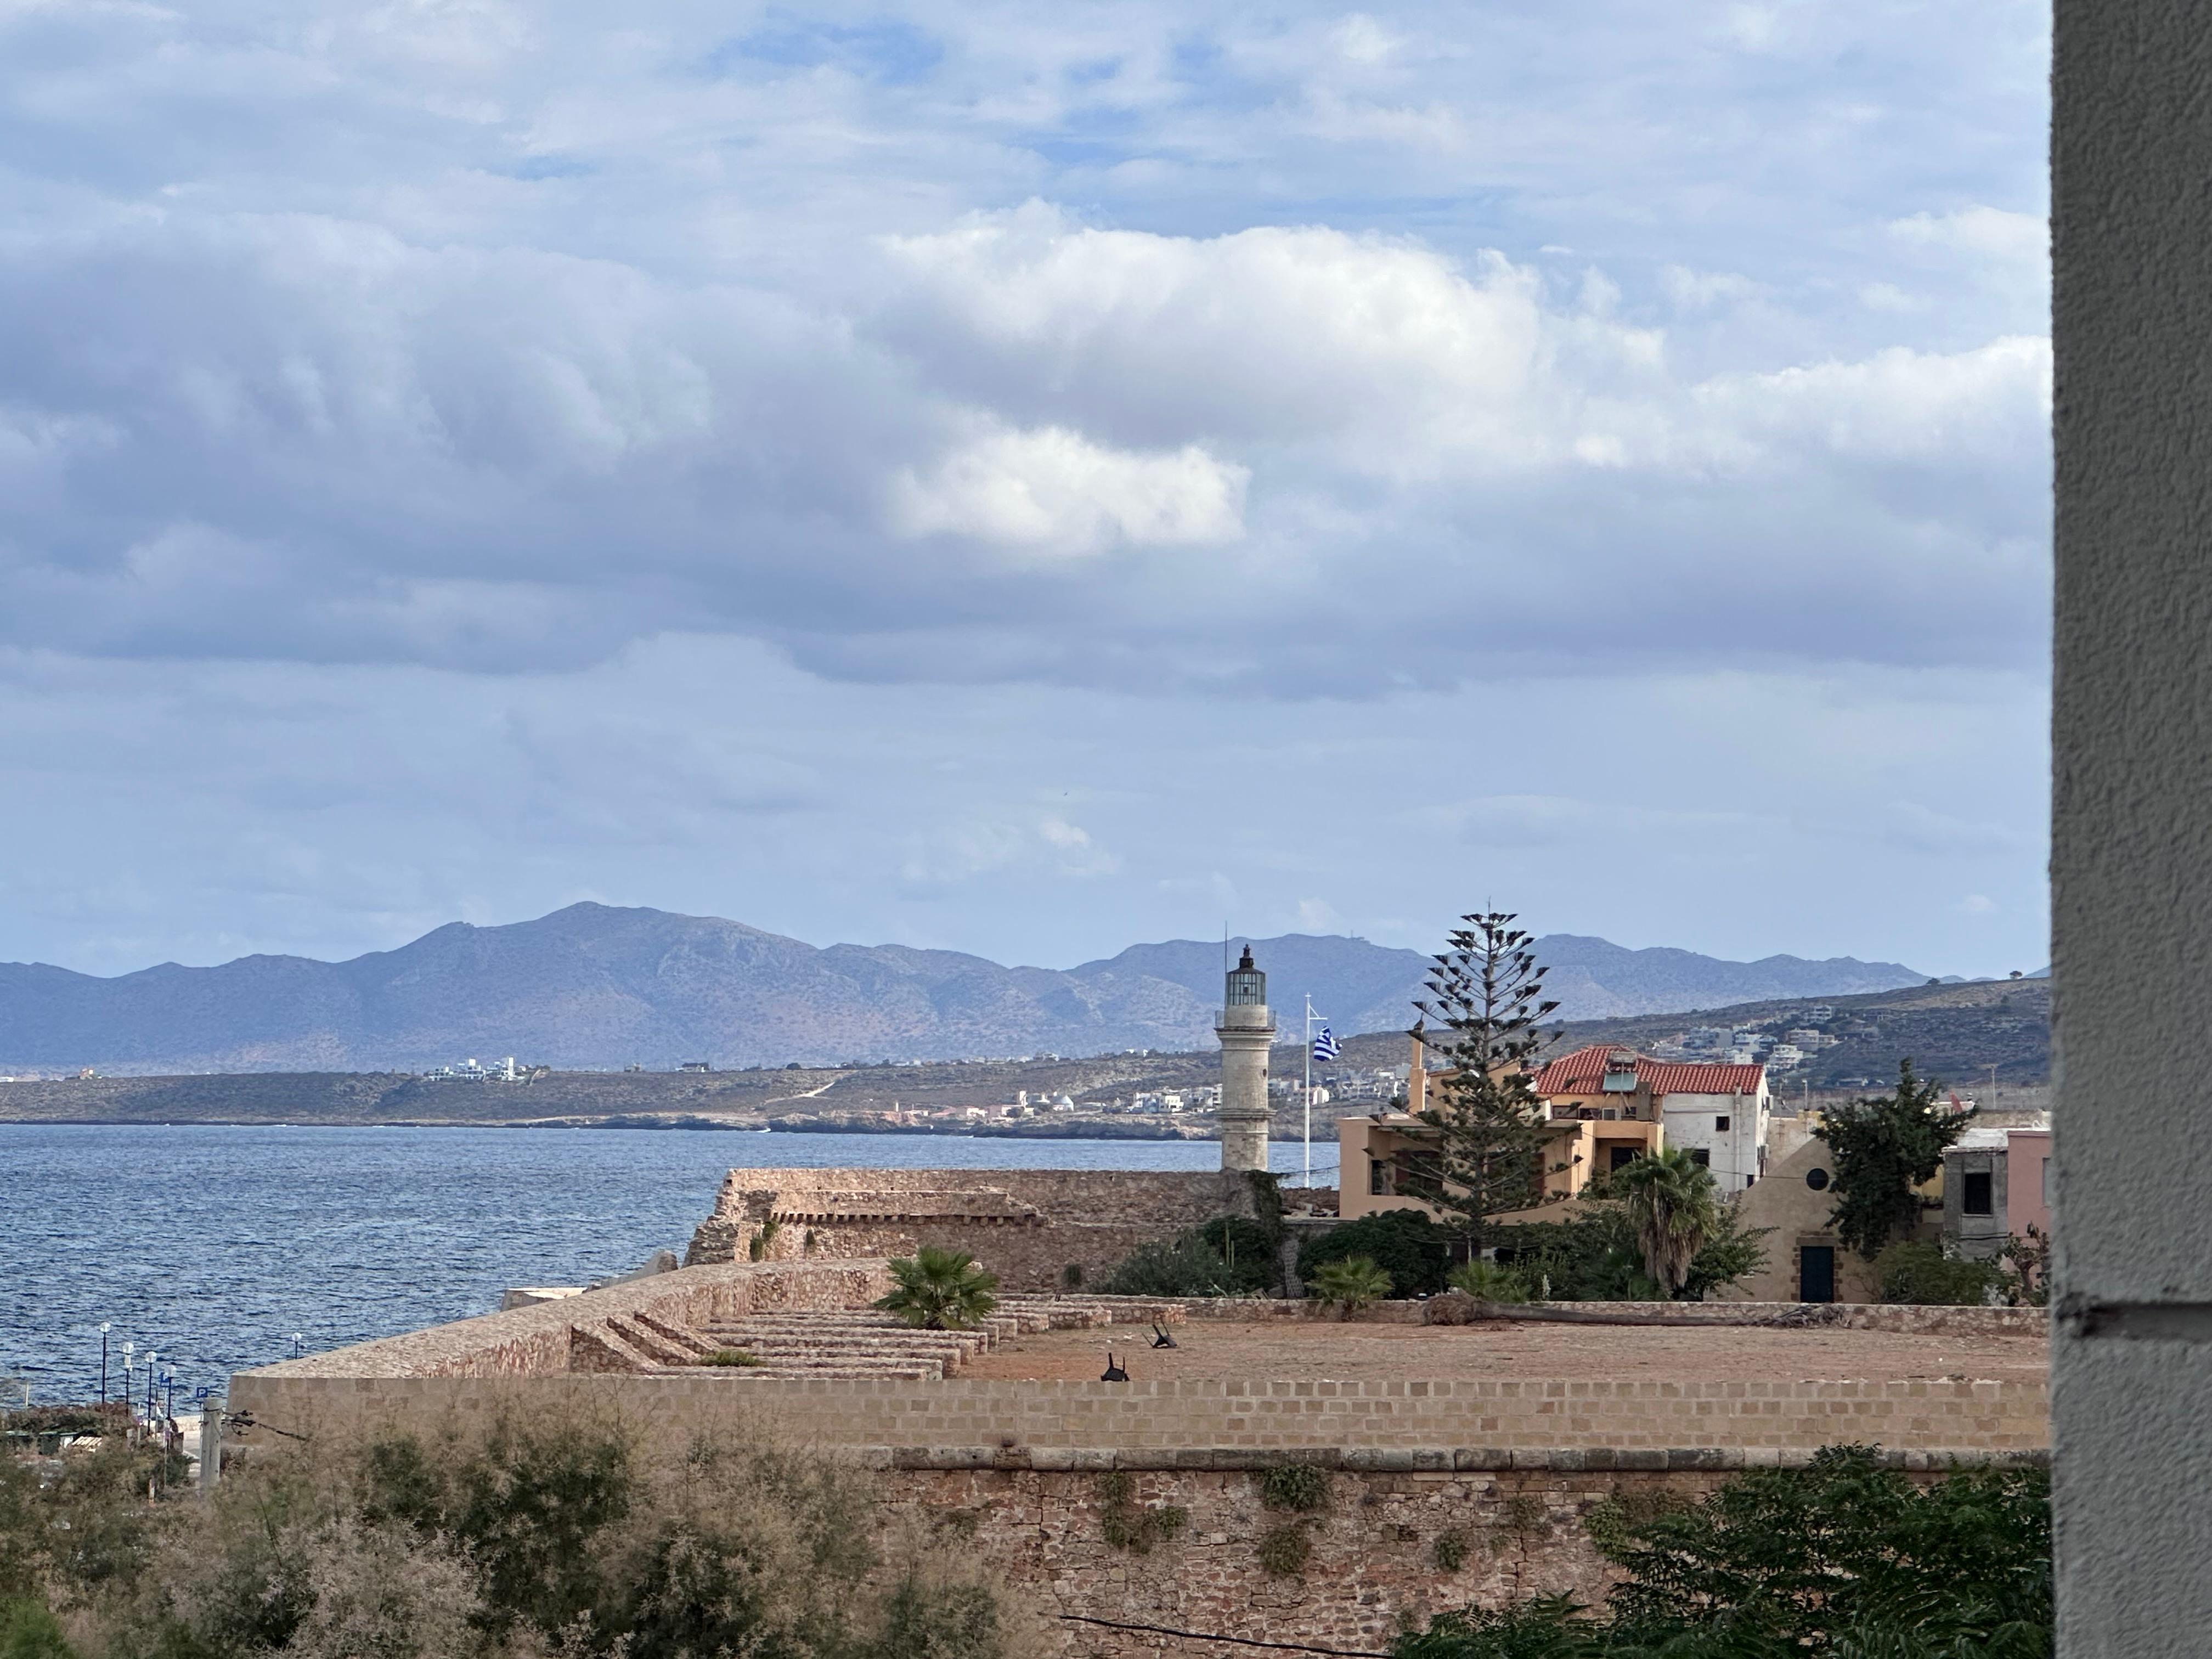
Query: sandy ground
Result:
<box><xmin>958</xmin><ymin>1318</ymin><xmax>2049</xmax><ymax>1387</ymax></box>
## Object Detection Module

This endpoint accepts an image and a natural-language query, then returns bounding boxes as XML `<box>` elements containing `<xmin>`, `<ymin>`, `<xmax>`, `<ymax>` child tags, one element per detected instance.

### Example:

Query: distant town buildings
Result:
<box><xmin>419</xmin><ymin>1056</ymin><xmax>524</xmax><ymax>1083</ymax></box>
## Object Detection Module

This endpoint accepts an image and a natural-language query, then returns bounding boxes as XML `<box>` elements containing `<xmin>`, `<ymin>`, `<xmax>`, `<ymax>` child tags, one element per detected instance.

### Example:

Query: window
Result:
<box><xmin>1805</xmin><ymin>1167</ymin><xmax>1831</xmax><ymax>1190</ymax></box>
<box><xmin>1715</xmin><ymin>1115</ymin><xmax>1731</xmax><ymax>1131</ymax></box>
<box><xmin>1369</xmin><ymin>1158</ymin><xmax>1388</xmax><ymax>1196</ymax></box>
<box><xmin>1689</xmin><ymin>1148</ymin><xmax>1710</xmax><ymax>1168</ymax></box>
<box><xmin>1962</xmin><ymin>1171</ymin><xmax>1994</xmax><ymax>1216</ymax></box>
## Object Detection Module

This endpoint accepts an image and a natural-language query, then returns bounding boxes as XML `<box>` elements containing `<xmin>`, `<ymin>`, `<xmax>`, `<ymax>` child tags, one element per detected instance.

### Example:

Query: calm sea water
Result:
<box><xmin>0</xmin><ymin>1126</ymin><xmax>1338</xmax><ymax>1406</ymax></box>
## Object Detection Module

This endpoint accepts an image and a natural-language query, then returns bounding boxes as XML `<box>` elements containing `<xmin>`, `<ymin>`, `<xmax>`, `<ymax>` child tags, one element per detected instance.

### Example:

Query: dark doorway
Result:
<box><xmin>1609</xmin><ymin>1145</ymin><xmax>1638</xmax><ymax>1171</ymax></box>
<box><xmin>1799</xmin><ymin>1245</ymin><xmax>1836</xmax><ymax>1304</ymax></box>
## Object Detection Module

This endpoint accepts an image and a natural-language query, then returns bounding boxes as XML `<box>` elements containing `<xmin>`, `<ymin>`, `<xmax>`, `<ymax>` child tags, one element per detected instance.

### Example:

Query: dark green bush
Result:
<box><xmin>1258</xmin><ymin>1463</ymin><xmax>1330</xmax><ymax>1513</ymax></box>
<box><xmin>0</xmin><ymin>1600</ymin><xmax>75</xmax><ymax>1659</ymax></box>
<box><xmin>1875</xmin><ymin>1241</ymin><xmax>2002</xmax><ymax>1306</ymax></box>
<box><xmin>1296</xmin><ymin>1209</ymin><xmax>1450</xmax><ymax>1298</ymax></box>
<box><xmin>1396</xmin><ymin>1444</ymin><xmax>2051</xmax><ymax>1657</ymax></box>
<box><xmin>1103</xmin><ymin>1218</ymin><xmax>1276</xmax><ymax>1297</ymax></box>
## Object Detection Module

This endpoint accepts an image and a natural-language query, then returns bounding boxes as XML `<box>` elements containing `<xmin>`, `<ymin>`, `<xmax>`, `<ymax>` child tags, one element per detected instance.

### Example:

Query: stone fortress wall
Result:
<box><xmin>227</xmin><ymin>1257</ymin><xmax>2047</xmax><ymax>1658</ymax></box>
<box><xmin>682</xmin><ymin>1166</ymin><xmax>1266</xmax><ymax>1291</ymax></box>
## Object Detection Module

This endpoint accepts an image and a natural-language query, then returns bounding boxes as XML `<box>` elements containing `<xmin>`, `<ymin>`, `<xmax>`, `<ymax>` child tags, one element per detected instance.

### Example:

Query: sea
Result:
<box><xmin>0</xmin><ymin>1125</ymin><xmax>1339</xmax><ymax>1407</ymax></box>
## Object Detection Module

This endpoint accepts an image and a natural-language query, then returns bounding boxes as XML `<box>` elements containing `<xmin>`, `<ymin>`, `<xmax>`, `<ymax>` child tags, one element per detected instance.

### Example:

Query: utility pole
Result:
<box><xmin>98</xmin><ymin>1322</ymin><xmax>109</xmax><ymax>1407</ymax></box>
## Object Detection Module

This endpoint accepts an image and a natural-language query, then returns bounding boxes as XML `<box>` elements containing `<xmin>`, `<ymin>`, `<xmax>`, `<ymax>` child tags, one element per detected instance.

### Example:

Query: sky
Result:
<box><xmin>0</xmin><ymin>0</ymin><xmax>2051</xmax><ymax>980</ymax></box>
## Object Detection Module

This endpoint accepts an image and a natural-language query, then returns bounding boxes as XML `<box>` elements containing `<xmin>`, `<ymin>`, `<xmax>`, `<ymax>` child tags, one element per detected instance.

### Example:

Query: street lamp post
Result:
<box><xmin>98</xmin><ymin>1323</ymin><xmax>110</xmax><ymax>1406</ymax></box>
<box><xmin>143</xmin><ymin>1351</ymin><xmax>157</xmax><ymax>1421</ymax></box>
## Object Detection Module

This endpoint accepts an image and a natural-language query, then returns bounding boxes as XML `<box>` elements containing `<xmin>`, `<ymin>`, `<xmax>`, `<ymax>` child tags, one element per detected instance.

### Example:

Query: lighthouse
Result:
<box><xmin>1215</xmin><ymin>945</ymin><xmax>1275</xmax><ymax>1172</ymax></box>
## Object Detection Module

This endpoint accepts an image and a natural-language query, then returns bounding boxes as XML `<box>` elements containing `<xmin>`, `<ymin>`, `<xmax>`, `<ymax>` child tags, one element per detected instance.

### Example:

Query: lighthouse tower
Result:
<box><xmin>1215</xmin><ymin>945</ymin><xmax>1276</xmax><ymax>1172</ymax></box>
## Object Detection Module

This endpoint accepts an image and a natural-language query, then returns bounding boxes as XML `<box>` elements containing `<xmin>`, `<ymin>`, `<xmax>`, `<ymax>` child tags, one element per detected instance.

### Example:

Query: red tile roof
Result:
<box><xmin>1531</xmin><ymin>1043</ymin><xmax>1764</xmax><ymax>1099</ymax></box>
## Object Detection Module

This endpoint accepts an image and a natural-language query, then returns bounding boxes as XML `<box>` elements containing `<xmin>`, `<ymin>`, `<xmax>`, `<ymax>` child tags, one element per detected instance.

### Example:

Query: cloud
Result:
<box><xmin>888</xmin><ymin>421</ymin><xmax>1248</xmax><ymax>554</ymax></box>
<box><xmin>1890</xmin><ymin>206</ymin><xmax>2046</xmax><ymax>266</ymax></box>
<box><xmin>0</xmin><ymin>0</ymin><xmax>2055</xmax><ymax>982</ymax></box>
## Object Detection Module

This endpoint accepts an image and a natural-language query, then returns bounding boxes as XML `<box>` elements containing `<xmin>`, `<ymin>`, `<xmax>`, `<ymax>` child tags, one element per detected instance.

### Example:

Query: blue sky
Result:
<box><xmin>0</xmin><ymin>0</ymin><xmax>2050</xmax><ymax>978</ymax></box>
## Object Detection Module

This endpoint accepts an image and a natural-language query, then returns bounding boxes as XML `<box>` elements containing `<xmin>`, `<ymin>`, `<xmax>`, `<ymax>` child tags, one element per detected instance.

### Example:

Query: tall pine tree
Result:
<box><xmin>1401</xmin><ymin>912</ymin><xmax>1560</xmax><ymax>1252</ymax></box>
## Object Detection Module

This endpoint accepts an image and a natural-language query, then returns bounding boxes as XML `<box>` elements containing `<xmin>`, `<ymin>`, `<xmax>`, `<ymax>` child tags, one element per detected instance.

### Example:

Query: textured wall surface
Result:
<box><xmin>227</xmin><ymin>1368</ymin><xmax>2046</xmax><ymax>1461</ymax></box>
<box><xmin>684</xmin><ymin>1166</ymin><xmax>1263</xmax><ymax>1290</ymax></box>
<box><xmin>2052</xmin><ymin>3</ymin><xmax>2212</xmax><ymax>1654</ymax></box>
<box><xmin>874</xmin><ymin>1459</ymin><xmax>2028</xmax><ymax>1659</ymax></box>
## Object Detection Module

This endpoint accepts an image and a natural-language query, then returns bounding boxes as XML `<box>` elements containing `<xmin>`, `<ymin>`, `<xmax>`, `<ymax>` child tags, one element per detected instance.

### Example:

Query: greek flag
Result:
<box><xmin>1312</xmin><ymin>1025</ymin><xmax>1341</xmax><ymax>1062</ymax></box>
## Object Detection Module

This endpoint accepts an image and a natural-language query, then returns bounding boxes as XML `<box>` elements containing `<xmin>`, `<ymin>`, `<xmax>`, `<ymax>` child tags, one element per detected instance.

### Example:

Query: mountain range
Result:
<box><xmin>0</xmin><ymin>903</ymin><xmax>1929</xmax><ymax>1074</ymax></box>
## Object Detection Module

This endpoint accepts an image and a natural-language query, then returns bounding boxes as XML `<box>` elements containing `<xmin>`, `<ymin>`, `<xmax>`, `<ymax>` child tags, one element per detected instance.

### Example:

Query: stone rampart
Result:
<box><xmin>241</xmin><ymin>1258</ymin><xmax>889</xmax><ymax>1380</ymax></box>
<box><xmin>228</xmin><ymin>1368</ymin><xmax>2045</xmax><ymax>1463</ymax></box>
<box><xmin>872</xmin><ymin>1455</ymin><xmax>2044</xmax><ymax>1658</ymax></box>
<box><xmin>684</xmin><ymin>1166</ymin><xmax>1263</xmax><ymax>1291</ymax></box>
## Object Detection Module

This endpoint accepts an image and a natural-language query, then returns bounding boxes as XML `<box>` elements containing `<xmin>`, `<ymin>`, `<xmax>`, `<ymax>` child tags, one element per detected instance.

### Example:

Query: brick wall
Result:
<box><xmin>228</xmin><ymin>1367</ymin><xmax>2046</xmax><ymax>1462</ymax></box>
<box><xmin>684</xmin><ymin>1167</ymin><xmax>1263</xmax><ymax>1291</ymax></box>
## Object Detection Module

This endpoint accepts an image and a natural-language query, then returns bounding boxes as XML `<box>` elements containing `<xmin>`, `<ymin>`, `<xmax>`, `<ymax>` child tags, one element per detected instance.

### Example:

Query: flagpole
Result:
<box><xmin>1303</xmin><ymin>996</ymin><xmax>1313</xmax><ymax>1187</ymax></box>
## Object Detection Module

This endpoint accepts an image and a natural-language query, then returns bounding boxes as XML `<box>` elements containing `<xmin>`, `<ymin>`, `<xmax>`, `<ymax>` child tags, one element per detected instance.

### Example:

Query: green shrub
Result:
<box><xmin>1199</xmin><ymin>1215</ymin><xmax>1280</xmax><ymax>1287</ymax></box>
<box><xmin>870</xmin><ymin>1575</ymin><xmax>1007</xmax><ymax>1659</ymax></box>
<box><xmin>0</xmin><ymin>1600</ymin><xmax>75</xmax><ymax>1659</ymax></box>
<box><xmin>1431</xmin><ymin>1529</ymin><xmax>1470</xmax><ymax>1573</ymax></box>
<box><xmin>699</xmin><ymin>1348</ymin><xmax>763</xmax><ymax>1367</ymax></box>
<box><xmin>1392</xmin><ymin>1444</ymin><xmax>2051</xmax><ymax>1656</ymax></box>
<box><xmin>5</xmin><ymin>1409</ymin><xmax>1017</xmax><ymax>1659</ymax></box>
<box><xmin>1447</xmin><ymin>1261</ymin><xmax>1530</xmax><ymax>1303</ymax></box>
<box><xmin>1098</xmin><ymin>1472</ymin><xmax>1187</xmax><ymax>1553</ymax></box>
<box><xmin>1258</xmin><ymin>1463</ymin><xmax>1330</xmax><ymax>1513</ymax></box>
<box><xmin>1102</xmin><ymin>1221</ymin><xmax>1274</xmax><ymax>1297</ymax></box>
<box><xmin>1875</xmin><ymin>1240</ymin><xmax>2001</xmax><ymax>1305</ymax></box>
<box><xmin>1297</xmin><ymin>1209</ymin><xmax>1450</xmax><ymax>1297</ymax></box>
<box><xmin>1308</xmin><ymin>1255</ymin><xmax>1393</xmax><ymax>1313</ymax></box>
<box><xmin>1255</xmin><ymin>1523</ymin><xmax>1312</xmax><ymax>1577</ymax></box>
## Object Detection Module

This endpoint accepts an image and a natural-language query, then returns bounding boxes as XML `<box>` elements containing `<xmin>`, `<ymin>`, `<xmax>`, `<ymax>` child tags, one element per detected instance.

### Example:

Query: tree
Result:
<box><xmin>874</xmin><ymin>1247</ymin><xmax>999</xmax><ymax>1330</ymax></box>
<box><xmin>1996</xmin><ymin>1224</ymin><xmax>2052</xmax><ymax>1307</ymax></box>
<box><xmin>1393</xmin><ymin>1445</ymin><xmax>2051</xmax><ymax>1657</ymax></box>
<box><xmin>1296</xmin><ymin>1209</ymin><xmax>1451</xmax><ymax>1298</ymax></box>
<box><xmin>1816</xmin><ymin>1060</ymin><xmax>1974</xmax><ymax>1260</ymax></box>
<box><xmin>1677</xmin><ymin>1205</ymin><xmax>1773</xmax><ymax>1303</ymax></box>
<box><xmin>1609</xmin><ymin>1149</ymin><xmax>1724</xmax><ymax>1299</ymax></box>
<box><xmin>1308</xmin><ymin>1256</ymin><xmax>1393</xmax><ymax>1315</ymax></box>
<box><xmin>1402</xmin><ymin>912</ymin><xmax>1560</xmax><ymax>1252</ymax></box>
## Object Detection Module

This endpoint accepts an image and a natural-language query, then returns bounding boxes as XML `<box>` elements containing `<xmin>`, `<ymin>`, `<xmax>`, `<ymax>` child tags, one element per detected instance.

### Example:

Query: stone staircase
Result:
<box><xmin>625</xmin><ymin>1294</ymin><xmax>1188</xmax><ymax>1381</ymax></box>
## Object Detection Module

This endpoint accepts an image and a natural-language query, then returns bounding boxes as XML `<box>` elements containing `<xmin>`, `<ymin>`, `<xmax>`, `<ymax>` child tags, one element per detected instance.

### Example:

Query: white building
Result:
<box><xmin>1529</xmin><ymin>1046</ymin><xmax>1773</xmax><ymax>1195</ymax></box>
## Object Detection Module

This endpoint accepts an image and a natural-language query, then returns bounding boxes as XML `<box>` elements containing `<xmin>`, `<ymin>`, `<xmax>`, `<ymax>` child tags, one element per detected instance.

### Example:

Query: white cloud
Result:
<box><xmin>1890</xmin><ymin>206</ymin><xmax>2046</xmax><ymax>266</ymax></box>
<box><xmin>0</xmin><ymin>0</ymin><xmax>2057</xmax><ymax>977</ymax></box>
<box><xmin>888</xmin><ymin>422</ymin><xmax>1248</xmax><ymax>555</ymax></box>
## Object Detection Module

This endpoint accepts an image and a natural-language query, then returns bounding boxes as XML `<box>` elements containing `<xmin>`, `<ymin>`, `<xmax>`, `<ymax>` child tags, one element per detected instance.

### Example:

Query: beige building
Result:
<box><xmin>1718</xmin><ymin>1133</ymin><xmax>1952</xmax><ymax>1303</ymax></box>
<box><xmin>1337</xmin><ymin>1039</ymin><xmax>1769</xmax><ymax>1222</ymax></box>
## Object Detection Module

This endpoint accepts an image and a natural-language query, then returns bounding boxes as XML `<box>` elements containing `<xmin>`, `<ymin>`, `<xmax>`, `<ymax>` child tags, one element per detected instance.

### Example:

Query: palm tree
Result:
<box><xmin>874</xmin><ymin>1246</ymin><xmax>1000</xmax><ymax>1330</ymax></box>
<box><xmin>1611</xmin><ymin>1148</ymin><xmax>1723</xmax><ymax>1299</ymax></box>
<box><xmin>1308</xmin><ymin>1255</ymin><xmax>1393</xmax><ymax>1317</ymax></box>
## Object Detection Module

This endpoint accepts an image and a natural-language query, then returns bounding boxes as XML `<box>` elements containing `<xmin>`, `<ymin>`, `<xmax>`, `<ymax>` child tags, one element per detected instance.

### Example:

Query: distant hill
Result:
<box><xmin>0</xmin><ymin>904</ymin><xmax>1929</xmax><ymax>1074</ymax></box>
